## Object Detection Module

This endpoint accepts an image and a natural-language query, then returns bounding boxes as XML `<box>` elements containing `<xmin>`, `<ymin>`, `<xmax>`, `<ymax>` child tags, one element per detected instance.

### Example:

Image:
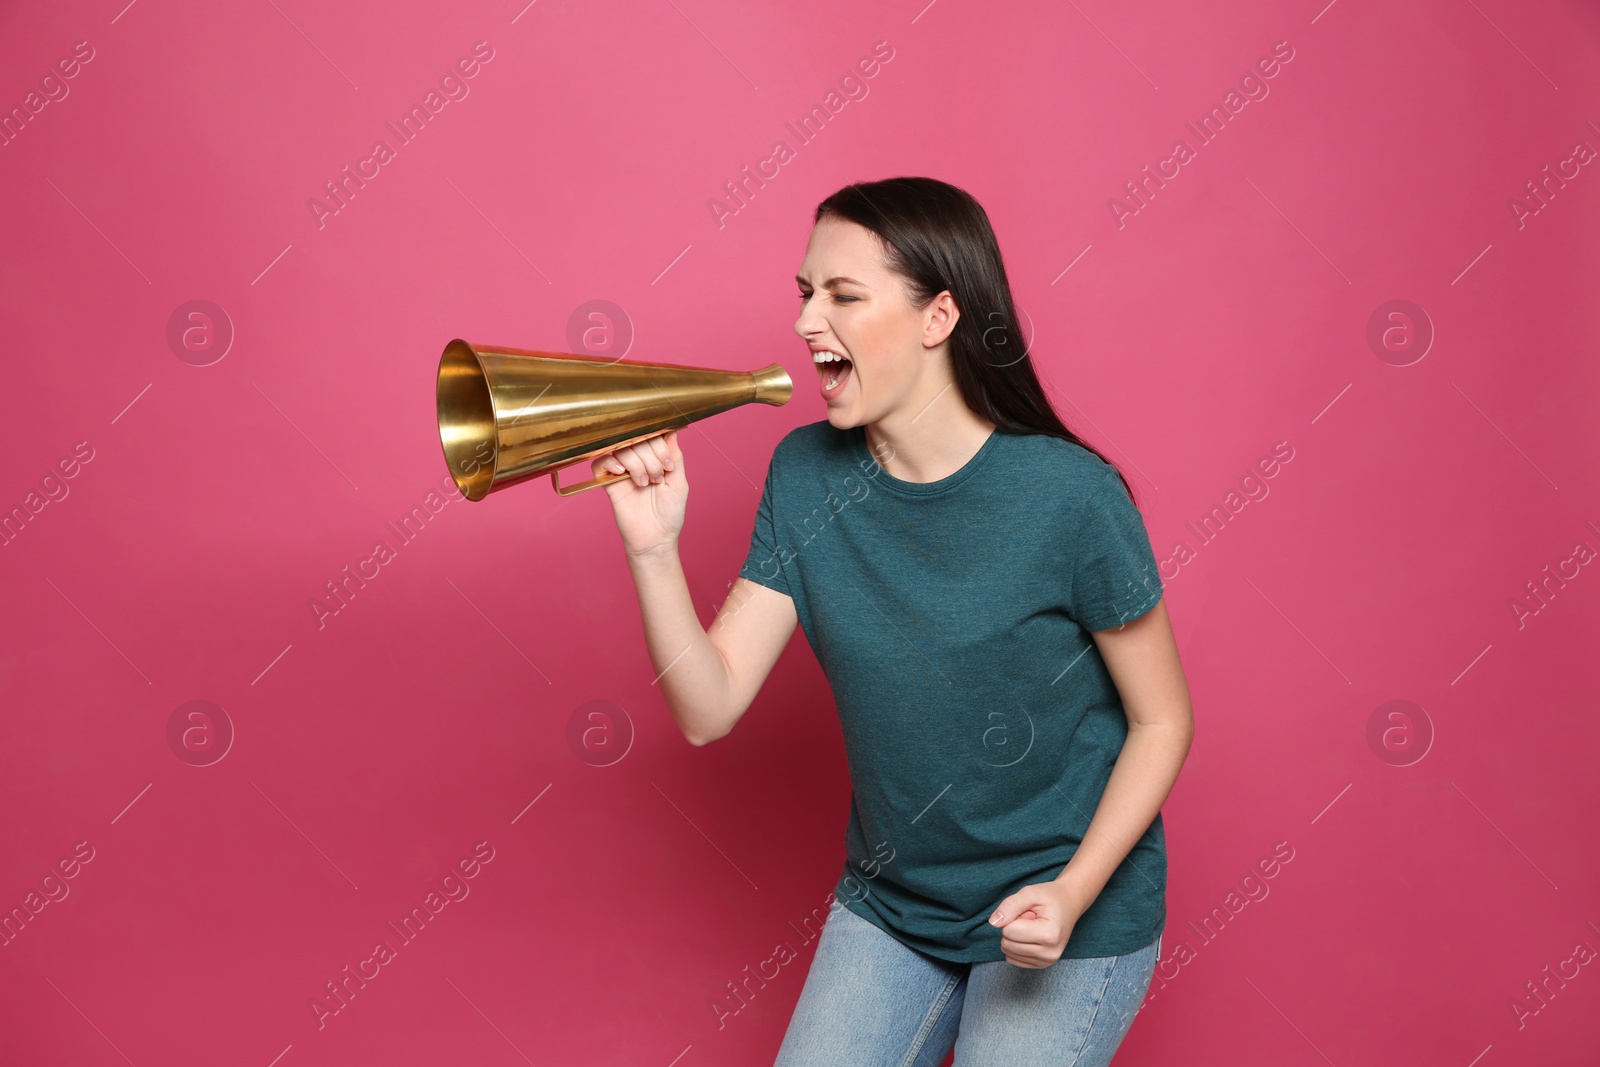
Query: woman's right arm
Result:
<box><xmin>595</xmin><ymin>430</ymin><xmax>799</xmax><ymax>746</ymax></box>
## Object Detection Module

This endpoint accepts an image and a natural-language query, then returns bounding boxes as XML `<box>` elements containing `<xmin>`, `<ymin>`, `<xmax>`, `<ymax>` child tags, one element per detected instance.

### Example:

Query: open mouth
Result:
<box><xmin>815</xmin><ymin>352</ymin><xmax>853</xmax><ymax>396</ymax></box>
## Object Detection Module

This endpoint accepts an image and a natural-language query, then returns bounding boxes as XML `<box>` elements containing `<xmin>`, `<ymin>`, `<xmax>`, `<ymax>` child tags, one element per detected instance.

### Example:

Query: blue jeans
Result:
<box><xmin>774</xmin><ymin>901</ymin><xmax>1160</xmax><ymax>1066</ymax></box>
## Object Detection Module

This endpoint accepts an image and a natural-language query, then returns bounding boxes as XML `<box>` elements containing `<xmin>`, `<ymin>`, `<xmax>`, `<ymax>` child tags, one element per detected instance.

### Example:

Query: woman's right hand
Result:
<box><xmin>592</xmin><ymin>430</ymin><xmax>687</xmax><ymax>559</ymax></box>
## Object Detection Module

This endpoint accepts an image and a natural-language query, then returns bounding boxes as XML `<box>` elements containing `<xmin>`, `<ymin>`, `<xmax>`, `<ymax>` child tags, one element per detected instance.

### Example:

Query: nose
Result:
<box><xmin>795</xmin><ymin>295</ymin><xmax>825</xmax><ymax>340</ymax></box>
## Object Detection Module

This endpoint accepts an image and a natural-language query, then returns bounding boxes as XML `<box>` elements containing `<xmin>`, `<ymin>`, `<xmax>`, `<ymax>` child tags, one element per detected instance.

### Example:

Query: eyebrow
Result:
<box><xmin>796</xmin><ymin>274</ymin><xmax>868</xmax><ymax>288</ymax></box>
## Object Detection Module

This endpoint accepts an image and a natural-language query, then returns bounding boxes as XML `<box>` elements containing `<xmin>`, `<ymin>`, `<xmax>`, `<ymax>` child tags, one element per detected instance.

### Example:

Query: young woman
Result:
<box><xmin>592</xmin><ymin>176</ymin><xmax>1194</xmax><ymax>1066</ymax></box>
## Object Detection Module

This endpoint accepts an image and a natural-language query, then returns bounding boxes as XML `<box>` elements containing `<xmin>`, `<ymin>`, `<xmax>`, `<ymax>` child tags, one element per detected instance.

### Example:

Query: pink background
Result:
<box><xmin>3</xmin><ymin>0</ymin><xmax>1598</xmax><ymax>1063</ymax></box>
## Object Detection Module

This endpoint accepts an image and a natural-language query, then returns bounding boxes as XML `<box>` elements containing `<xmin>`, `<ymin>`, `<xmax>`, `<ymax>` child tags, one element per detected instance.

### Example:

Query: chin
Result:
<box><xmin>824</xmin><ymin>407</ymin><xmax>859</xmax><ymax>429</ymax></box>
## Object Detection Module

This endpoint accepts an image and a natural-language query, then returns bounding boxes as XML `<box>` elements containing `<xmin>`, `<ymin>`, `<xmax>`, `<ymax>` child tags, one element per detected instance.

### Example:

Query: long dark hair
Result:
<box><xmin>814</xmin><ymin>176</ymin><xmax>1137</xmax><ymax>504</ymax></box>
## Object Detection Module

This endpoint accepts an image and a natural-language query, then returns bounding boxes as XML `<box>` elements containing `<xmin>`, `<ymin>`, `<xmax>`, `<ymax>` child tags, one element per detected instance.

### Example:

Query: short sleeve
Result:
<box><xmin>1067</xmin><ymin>467</ymin><xmax>1164</xmax><ymax>632</ymax></box>
<box><xmin>737</xmin><ymin>454</ymin><xmax>793</xmax><ymax>598</ymax></box>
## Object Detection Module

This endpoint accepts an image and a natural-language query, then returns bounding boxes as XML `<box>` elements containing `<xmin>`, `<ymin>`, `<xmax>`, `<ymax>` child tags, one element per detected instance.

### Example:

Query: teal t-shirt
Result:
<box><xmin>738</xmin><ymin>420</ymin><xmax>1167</xmax><ymax>963</ymax></box>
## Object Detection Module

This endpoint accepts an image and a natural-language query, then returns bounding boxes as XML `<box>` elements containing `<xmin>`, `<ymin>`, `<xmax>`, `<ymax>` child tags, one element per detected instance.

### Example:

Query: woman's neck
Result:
<box><xmin>863</xmin><ymin>384</ymin><xmax>997</xmax><ymax>484</ymax></box>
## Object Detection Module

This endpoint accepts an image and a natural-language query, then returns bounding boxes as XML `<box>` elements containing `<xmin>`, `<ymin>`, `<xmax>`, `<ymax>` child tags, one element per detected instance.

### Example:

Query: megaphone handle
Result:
<box><xmin>551</xmin><ymin>467</ymin><xmax>633</xmax><ymax>496</ymax></box>
<box><xmin>550</xmin><ymin>423</ymin><xmax>692</xmax><ymax>496</ymax></box>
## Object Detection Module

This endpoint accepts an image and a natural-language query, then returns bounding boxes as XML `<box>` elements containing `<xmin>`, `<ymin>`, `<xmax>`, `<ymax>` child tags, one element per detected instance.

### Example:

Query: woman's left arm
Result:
<box><xmin>988</xmin><ymin>598</ymin><xmax>1194</xmax><ymax>966</ymax></box>
<box><xmin>1053</xmin><ymin>597</ymin><xmax>1193</xmax><ymax>905</ymax></box>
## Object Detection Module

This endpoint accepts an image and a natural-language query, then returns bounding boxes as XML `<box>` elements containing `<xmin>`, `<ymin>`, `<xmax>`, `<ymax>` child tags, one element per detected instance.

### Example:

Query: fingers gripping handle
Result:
<box><xmin>550</xmin><ymin>426</ymin><xmax>683</xmax><ymax>495</ymax></box>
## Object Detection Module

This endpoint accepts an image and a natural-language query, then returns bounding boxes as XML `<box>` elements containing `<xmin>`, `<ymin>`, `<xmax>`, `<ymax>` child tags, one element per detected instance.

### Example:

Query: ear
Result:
<box><xmin>922</xmin><ymin>290</ymin><xmax>960</xmax><ymax>349</ymax></box>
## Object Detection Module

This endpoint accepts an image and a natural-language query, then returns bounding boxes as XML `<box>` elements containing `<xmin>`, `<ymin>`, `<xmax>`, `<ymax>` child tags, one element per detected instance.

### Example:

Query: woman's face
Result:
<box><xmin>794</xmin><ymin>215</ymin><xmax>948</xmax><ymax>428</ymax></box>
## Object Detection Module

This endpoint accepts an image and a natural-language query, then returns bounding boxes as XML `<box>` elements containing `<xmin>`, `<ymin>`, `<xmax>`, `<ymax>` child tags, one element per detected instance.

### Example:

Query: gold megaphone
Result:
<box><xmin>436</xmin><ymin>340</ymin><xmax>793</xmax><ymax>500</ymax></box>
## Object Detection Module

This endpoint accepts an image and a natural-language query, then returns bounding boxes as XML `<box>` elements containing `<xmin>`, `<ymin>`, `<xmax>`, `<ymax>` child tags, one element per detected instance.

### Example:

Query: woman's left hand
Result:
<box><xmin>987</xmin><ymin>881</ymin><xmax>1091</xmax><ymax>968</ymax></box>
